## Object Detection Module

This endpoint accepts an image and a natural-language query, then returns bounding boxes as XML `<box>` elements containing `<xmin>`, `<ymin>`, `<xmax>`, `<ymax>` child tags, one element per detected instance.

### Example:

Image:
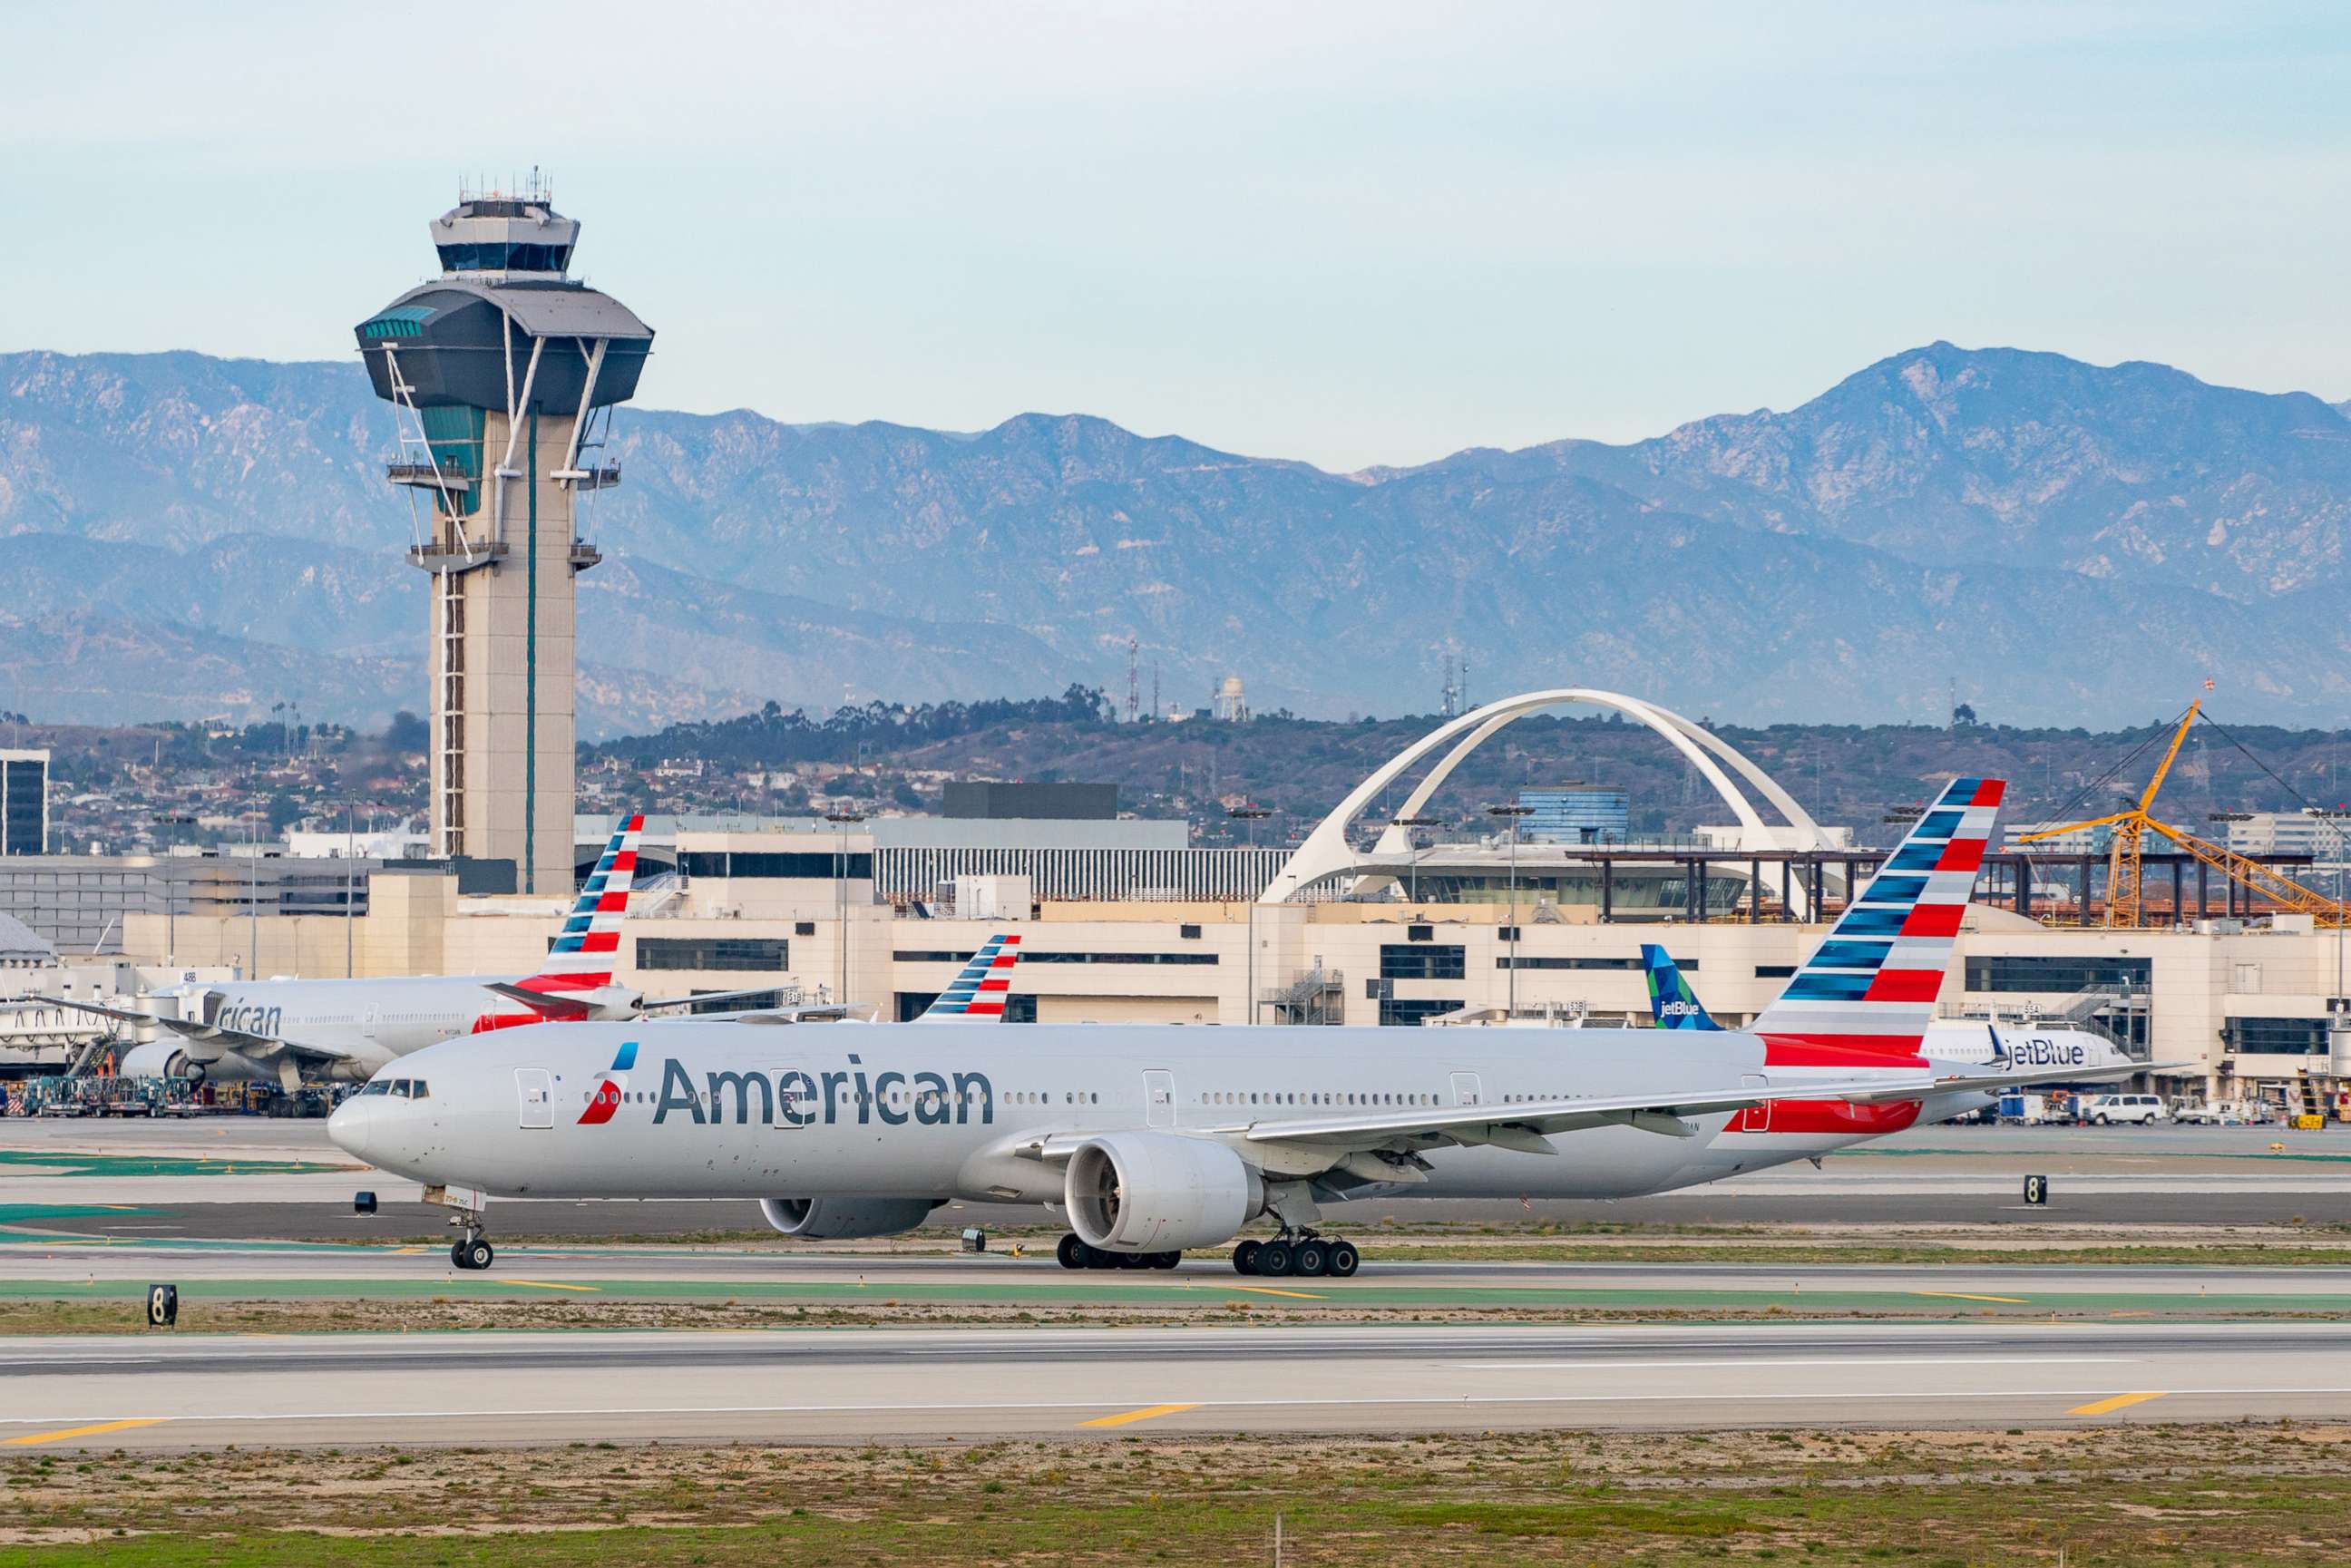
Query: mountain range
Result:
<box><xmin>4</xmin><ymin>341</ymin><xmax>2346</xmax><ymax>734</ymax></box>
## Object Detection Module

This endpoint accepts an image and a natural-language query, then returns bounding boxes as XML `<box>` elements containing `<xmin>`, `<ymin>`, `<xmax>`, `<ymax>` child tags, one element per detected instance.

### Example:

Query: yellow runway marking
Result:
<box><xmin>1231</xmin><ymin>1285</ymin><xmax>1325</xmax><ymax>1300</ymax></box>
<box><xmin>1915</xmin><ymin>1290</ymin><xmax>2030</xmax><ymax>1305</ymax></box>
<box><xmin>391</xmin><ymin>1247</ymin><xmax>427</xmax><ymax>1256</ymax></box>
<box><xmin>1080</xmin><ymin>1403</ymin><xmax>1200</xmax><ymax>1428</ymax></box>
<box><xmin>4</xmin><ymin>1418</ymin><xmax>167</xmax><ymax>1446</ymax></box>
<box><xmin>2069</xmin><ymin>1391</ymin><xmax>2167</xmax><ymax>1417</ymax></box>
<box><xmin>501</xmin><ymin>1279</ymin><xmax>600</xmax><ymax>1293</ymax></box>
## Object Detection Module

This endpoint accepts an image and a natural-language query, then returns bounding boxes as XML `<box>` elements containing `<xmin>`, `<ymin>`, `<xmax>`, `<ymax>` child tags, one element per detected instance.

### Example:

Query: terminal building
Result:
<box><xmin>79</xmin><ymin>689</ymin><xmax>2351</xmax><ymax>1113</ymax></box>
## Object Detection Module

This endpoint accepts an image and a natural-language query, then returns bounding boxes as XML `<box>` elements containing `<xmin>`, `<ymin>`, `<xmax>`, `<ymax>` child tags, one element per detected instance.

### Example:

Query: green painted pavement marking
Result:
<box><xmin>0</xmin><ymin>1150</ymin><xmax>353</xmax><ymax>1178</ymax></box>
<box><xmin>0</xmin><ymin>1205</ymin><xmax>155</xmax><ymax>1226</ymax></box>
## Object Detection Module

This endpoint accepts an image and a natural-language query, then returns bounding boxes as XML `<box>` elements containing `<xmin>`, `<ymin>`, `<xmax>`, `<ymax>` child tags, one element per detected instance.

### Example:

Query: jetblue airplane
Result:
<box><xmin>1639</xmin><ymin>941</ymin><xmax>2132</xmax><ymax>1070</ymax></box>
<box><xmin>1634</xmin><ymin>941</ymin><xmax>2145</xmax><ymax>1169</ymax></box>
<box><xmin>50</xmin><ymin>818</ymin><xmax>773</xmax><ymax>1089</ymax></box>
<box><xmin>329</xmin><ymin>777</ymin><xmax>2132</xmax><ymax>1276</ymax></box>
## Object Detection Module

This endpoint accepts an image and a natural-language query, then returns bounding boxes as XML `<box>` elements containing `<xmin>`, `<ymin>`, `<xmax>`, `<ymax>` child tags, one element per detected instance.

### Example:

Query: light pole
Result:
<box><xmin>1229</xmin><ymin>806</ymin><xmax>1271</xmax><ymax>1024</ymax></box>
<box><xmin>344</xmin><ymin>803</ymin><xmax>356</xmax><ymax>979</ymax></box>
<box><xmin>1487</xmin><ymin>803</ymin><xmax>1532</xmax><ymax>1017</ymax></box>
<box><xmin>153</xmin><ymin>815</ymin><xmax>195</xmax><ymax>962</ymax></box>
<box><xmin>825</xmin><ymin>810</ymin><xmax>865</xmax><ymax>1007</ymax></box>
<box><xmin>1391</xmin><ymin>815</ymin><xmax>1438</xmax><ymax>905</ymax></box>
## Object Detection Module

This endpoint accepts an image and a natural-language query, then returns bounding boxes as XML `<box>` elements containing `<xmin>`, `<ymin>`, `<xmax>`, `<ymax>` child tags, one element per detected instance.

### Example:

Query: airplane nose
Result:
<box><xmin>327</xmin><ymin>1100</ymin><xmax>370</xmax><ymax>1157</ymax></box>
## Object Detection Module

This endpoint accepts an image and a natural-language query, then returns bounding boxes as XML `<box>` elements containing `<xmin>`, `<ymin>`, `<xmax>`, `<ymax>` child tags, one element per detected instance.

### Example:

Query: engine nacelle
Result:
<box><xmin>119</xmin><ymin>1042</ymin><xmax>268</xmax><ymax>1085</ymax></box>
<box><xmin>1064</xmin><ymin>1132</ymin><xmax>1263</xmax><ymax>1254</ymax></box>
<box><xmin>117</xmin><ymin>1043</ymin><xmax>197</xmax><ymax>1081</ymax></box>
<box><xmin>759</xmin><ymin>1196</ymin><xmax>941</xmax><ymax>1240</ymax></box>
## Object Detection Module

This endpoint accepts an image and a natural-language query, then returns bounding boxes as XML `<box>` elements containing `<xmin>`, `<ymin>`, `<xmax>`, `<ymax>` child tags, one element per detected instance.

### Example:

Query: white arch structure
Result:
<box><xmin>1260</xmin><ymin>688</ymin><xmax>1831</xmax><ymax>911</ymax></box>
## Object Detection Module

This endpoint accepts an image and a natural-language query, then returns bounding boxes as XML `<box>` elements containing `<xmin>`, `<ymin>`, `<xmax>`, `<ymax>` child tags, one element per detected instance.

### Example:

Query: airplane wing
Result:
<box><xmin>35</xmin><ymin>998</ymin><xmax>347</xmax><ymax>1065</ymax></box>
<box><xmin>1927</xmin><ymin>1059</ymin><xmax>2200</xmax><ymax>1096</ymax></box>
<box><xmin>34</xmin><ymin>996</ymin><xmax>161</xmax><ymax>1027</ymax></box>
<box><xmin>1007</xmin><ymin>1074</ymin><xmax>1935</xmax><ymax>1167</ymax></box>
<box><xmin>482</xmin><ymin>981</ymin><xmax>593</xmax><ymax>1018</ymax></box>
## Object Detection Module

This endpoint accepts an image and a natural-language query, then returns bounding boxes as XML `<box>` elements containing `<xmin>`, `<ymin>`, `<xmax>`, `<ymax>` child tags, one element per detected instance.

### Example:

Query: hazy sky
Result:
<box><xmin>6</xmin><ymin>2</ymin><xmax>2347</xmax><ymax>470</ymax></box>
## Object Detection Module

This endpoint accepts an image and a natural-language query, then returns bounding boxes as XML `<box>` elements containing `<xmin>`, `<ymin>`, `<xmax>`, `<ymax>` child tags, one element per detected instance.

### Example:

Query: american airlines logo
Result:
<box><xmin>215</xmin><ymin>1003</ymin><xmax>284</xmax><ymax>1036</ymax></box>
<box><xmin>610</xmin><ymin>1052</ymin><xmax>996</xmax><ymax>1128</ymax></box>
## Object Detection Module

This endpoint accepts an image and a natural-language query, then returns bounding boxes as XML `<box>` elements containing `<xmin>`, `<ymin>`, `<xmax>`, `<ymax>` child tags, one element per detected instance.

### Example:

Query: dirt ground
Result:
<box><xmin>4</xmin><ymin>1423</ymin><xmax>2349</xmax><ymax>1564</ymax></box>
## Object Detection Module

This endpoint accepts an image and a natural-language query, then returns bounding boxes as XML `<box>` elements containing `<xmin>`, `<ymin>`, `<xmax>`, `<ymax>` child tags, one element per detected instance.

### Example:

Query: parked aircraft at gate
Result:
<box><xmin>45</xmin><ymin>817</ymin><xmax>770</xmax><ymax>1089</ymax></box>
<box><xmin>330</xmin><ymin>777</ymin><xmax>2149</xmax><ymax>1275</ymax></box>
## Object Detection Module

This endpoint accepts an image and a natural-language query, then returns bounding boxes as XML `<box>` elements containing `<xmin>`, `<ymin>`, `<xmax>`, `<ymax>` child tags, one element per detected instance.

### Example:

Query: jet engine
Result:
<box><xmin>118</xmin><ymin>1042</ymin><xmax>200</xmax><ymax>1081</ymax></box>
<box><xmin>1064</xmin><ymin>1133</ymin><xmax>1264</xmax><ymax>1254</ymax></box>
<box><xmin>758</xmin><ymin>1197</ymin><xmax>941</xmax><ymax>1240</ymax></box>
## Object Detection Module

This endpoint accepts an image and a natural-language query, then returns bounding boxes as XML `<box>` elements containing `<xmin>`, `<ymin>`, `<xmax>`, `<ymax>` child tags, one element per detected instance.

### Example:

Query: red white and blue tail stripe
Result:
<box><xmin>916</xmin><ymin>934</ymin><xmax>1022</xmax><ymax>1022</ymax></box>
<box><xmin>523</xmin><ymin>813</ymin><xmax>645</xmax><ymax>996</ymax></box>
<box><xmin>1750</xmin><ymin>777</ymin><xmax>2004</xmax><ymax>1061</ymax></box>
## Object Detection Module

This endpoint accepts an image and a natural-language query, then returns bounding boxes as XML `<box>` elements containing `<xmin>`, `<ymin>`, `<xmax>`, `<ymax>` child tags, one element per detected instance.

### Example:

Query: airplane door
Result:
<box><xmin>1740</xmin><ymin>1073</ymin><xmax>1771</xmax><ymax>1133</ymax></box>
<box><xmin>1143</xmin><ymin>1069</ymin><xmax>1176</xmax><ymax>1129</ymax></box>
<box><xmin>1449</xmin><ymin>1072</ymin><xmax>1484</xmax><ymax>1107</ymax></box>
<box><xmin>516</xmin><ymin>1068</ymin><xmax>554</xmax><ymax>1130</ymax></box>
<box><xmin>363</xmin><ymin>1006</ymin><xmax>380</xmax><ymax>1043</ymax></box>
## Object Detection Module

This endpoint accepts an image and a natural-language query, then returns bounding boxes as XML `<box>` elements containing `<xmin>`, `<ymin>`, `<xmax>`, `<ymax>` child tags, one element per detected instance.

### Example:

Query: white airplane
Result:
<box><xmin>329</xmin><ymin>776</ymin><xmax>2153</xmax><ymax>1275</ymax></box>
<box><xmin>48</xmin><ymin>816</ymin><xmax>775</xmax><ymax>1090</ymax></box>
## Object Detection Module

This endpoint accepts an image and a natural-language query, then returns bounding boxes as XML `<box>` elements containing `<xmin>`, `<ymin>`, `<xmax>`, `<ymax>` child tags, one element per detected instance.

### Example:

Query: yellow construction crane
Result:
<box><xmin>2016</xmin><ymin>701</ymin><xmax>2349</xmax><ymax>928</ymax></box>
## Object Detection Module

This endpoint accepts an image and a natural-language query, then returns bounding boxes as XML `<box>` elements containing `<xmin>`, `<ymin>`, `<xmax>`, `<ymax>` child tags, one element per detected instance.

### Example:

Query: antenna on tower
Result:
<box><xmin>1126</xmin><ymin>637</ymin><xmax>1140</xmax><ymax>723</ymax></box>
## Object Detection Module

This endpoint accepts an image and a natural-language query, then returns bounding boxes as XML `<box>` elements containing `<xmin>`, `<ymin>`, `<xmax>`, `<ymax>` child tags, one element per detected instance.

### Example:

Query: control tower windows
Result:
<box><xmin>437</xmin><ymin>241</ymin><xmax>571</xmax><ymax>273</ymax></box>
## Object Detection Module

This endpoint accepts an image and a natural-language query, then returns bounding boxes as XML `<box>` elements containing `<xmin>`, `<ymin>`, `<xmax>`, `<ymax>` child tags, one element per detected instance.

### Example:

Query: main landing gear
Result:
<box><xmin>450</xmin><ymin>1233</ymin><xmax>495</xmax><ymax>1271</ymax></box>
<box><xmin>1056</xmin><ymin>1233</ymin><xmax>1180</xmax><ymax>1271</ymax></box>
<box><xmin>1232</xmin><ymin>1232</ymin><xmax>1358</xmax><ymax>1279</ymax></box>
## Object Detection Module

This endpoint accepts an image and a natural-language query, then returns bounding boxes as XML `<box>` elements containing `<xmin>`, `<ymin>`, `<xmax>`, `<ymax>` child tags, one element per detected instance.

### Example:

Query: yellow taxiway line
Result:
<box><xmin>1079</xmin><ymin>1403</ymin><xmax>1201</xmax><ymax>1429</ymax></box>
<box><xmin>4</xmin><ymin>1418</ymin><xmax>168</xmax><ymax>1446</ymax></box>
<box><xmin>2068</xmin><ymin>1391</ymin><xmax>2168</xmax><ymax>1417</ymax></box>
<box><xmin>502</xmin><ymin>1279</ymin><xmax>601</xmax><ymax>1293</ymax></box>
<box><xmin>1230</xmin><ymin>1285</ymin><xmax>1325</xmax><ymax>1300</ymax></box>
<box><xmin>1915</xmin><ymin>1291</ymin><xmax>2030</xmax><ymax>1305</ymax></box>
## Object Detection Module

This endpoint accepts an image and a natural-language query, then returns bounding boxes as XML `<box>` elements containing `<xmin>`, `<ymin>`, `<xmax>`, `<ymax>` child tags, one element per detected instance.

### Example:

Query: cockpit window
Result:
<box><xmin>409</xmin><ymin>1081</ymin><xmax>429</xmax><ymax>1100</ymax></box>
<box><xmin>360</xmin><ymin>1080</ymin><xmax>391</xmax><ymax>1096</ymax></box>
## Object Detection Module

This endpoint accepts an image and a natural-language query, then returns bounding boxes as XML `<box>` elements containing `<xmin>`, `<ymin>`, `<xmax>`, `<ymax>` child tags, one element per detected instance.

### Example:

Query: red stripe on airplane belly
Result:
<box><xmin>1731</xmin><ymin>1099</ymin><xmax>1920</xmax><ymax>1135</ymax></box>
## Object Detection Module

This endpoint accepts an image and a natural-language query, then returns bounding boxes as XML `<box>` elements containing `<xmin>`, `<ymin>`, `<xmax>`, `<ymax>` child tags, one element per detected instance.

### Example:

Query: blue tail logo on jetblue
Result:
<box><xmin>1640</xmin><ymin>945</ymin><xmax>1721</xmax><ymax>1031</ymax></box>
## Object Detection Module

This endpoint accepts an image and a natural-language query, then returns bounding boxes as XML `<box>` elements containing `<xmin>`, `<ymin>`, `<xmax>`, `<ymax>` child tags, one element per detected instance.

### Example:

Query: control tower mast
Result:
<box><xmin>355</xmin><ymin>179</ymin><xmax>653</xmax><ymax>893</ymax></box>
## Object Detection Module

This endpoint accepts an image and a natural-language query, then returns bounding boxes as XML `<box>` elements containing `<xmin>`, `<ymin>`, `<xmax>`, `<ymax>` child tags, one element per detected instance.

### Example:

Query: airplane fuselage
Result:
<box><xmin>332</xmin><ymin>1018</ymin><xmax>1981</xmax><ymax>1209</ymax></box>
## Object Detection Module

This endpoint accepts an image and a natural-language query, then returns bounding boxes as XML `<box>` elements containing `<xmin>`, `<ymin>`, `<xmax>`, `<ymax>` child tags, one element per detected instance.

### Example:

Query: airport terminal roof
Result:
<box><xmin>0</xmin><ymin>911</ymin><xmax>57</xmax><ymax>966</ymax></box>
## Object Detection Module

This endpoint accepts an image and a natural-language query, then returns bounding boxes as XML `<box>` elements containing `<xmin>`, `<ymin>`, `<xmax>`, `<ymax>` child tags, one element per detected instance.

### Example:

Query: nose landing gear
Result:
<box><xmin>1232</xmin><ymin>1231</ymin><xmax>1357</xmax><ymax>1278</ymax></box>
<box><xmin>425</xmin><ymin>1183</ymin><xmax>497</xmax><ymax>1271</ymax></box>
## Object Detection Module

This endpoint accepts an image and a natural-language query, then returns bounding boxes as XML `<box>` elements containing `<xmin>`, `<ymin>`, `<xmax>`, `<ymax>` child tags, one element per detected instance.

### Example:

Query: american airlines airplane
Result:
<box><xmin>50</xmin><ymin>817</ymin><xmax>770</xmax><ymax>1090</ymax></box>
<box><xmin>328</xmin><ymin>777</ymin><xmax>2142</xmax><ymax>1275</ymax></box>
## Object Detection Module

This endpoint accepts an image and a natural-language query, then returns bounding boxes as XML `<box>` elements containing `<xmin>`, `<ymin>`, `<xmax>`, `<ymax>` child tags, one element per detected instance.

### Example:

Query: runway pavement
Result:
<box><xmin>0</xmin><ymin>1236</ymin><xmax>2344</xmax><ymax>1318</ymax></box>
<box><xmin>2</xmin><ymin>1320</ymin><xmax>2346</xmax><ymax>1448</ymax></box>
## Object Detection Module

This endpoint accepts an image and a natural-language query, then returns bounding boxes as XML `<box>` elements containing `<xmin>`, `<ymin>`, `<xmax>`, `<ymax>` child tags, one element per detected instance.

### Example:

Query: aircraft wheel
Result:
<box><xmin>1116</xmin><ymin>1250</ymin><xmax>1150</xmax><ymax>1270</ymax></box>
<box><xmin>449</xmin><ymin>1241</ymin><xmax>470</xmax><ymax>1270</ymax></box>
<box><xmin>1257</xmin><ymin>1241</ymin><xmax>1294</xmax><ymax>1277</ymax></box>
<box><xmin>462</xmin><ymin>1239</ymin><xmax>494</xmax><ymax>1271</ymax></box>
<box><xmin>1326</xmin><ymin>1241</ymin><xmax>1360</xmax><ymax>1278</ymax></box>
<box><xmin>1232</xmin><ymin>1239</ymin><xmax>1262</xmax><ymax>1275</ymax></box>
<box><xmin>1057</xmin><ymin>1233</ymin><xmax>1089</xmax><ymax>1271</ymax></box>
<box><xmin>1150</xmin><ymin>1251</ymin><xmax>1180</xmax><ymax>1270</ymax></box>
<box><xmin>1291</xmin><ymin>1240</ymin><xmax>1328</xmax><ymax>1277</ymax></box>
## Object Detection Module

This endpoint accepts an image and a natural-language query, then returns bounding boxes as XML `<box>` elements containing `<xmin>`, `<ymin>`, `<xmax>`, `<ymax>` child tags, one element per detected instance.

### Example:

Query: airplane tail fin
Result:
<box><xmin>512</xmin><ymin>813</ymin><xmax>645</xmax><ymax>1005</ymax></box>
<box><xmin>914</xmin><ymin>934</ymin><xmax>1022</xmax><ymax>1021</ymax></box>
<box><xmin>1640</xmin><ymin>944</ymin><xmax>1722</xmax><ymax>1031</ymax></box>
<box><xmin>1749</xmin><ymin>777</ymin><xmax>2004</xmax><ymax>1060</ymax></box>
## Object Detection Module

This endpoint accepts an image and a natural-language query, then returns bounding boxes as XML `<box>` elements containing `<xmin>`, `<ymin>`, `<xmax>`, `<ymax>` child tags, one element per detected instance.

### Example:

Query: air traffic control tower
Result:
<box><xmin>355</xmin><ymin>183</ymin><xmax>652</xmax><ymax>893</ymax></box>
